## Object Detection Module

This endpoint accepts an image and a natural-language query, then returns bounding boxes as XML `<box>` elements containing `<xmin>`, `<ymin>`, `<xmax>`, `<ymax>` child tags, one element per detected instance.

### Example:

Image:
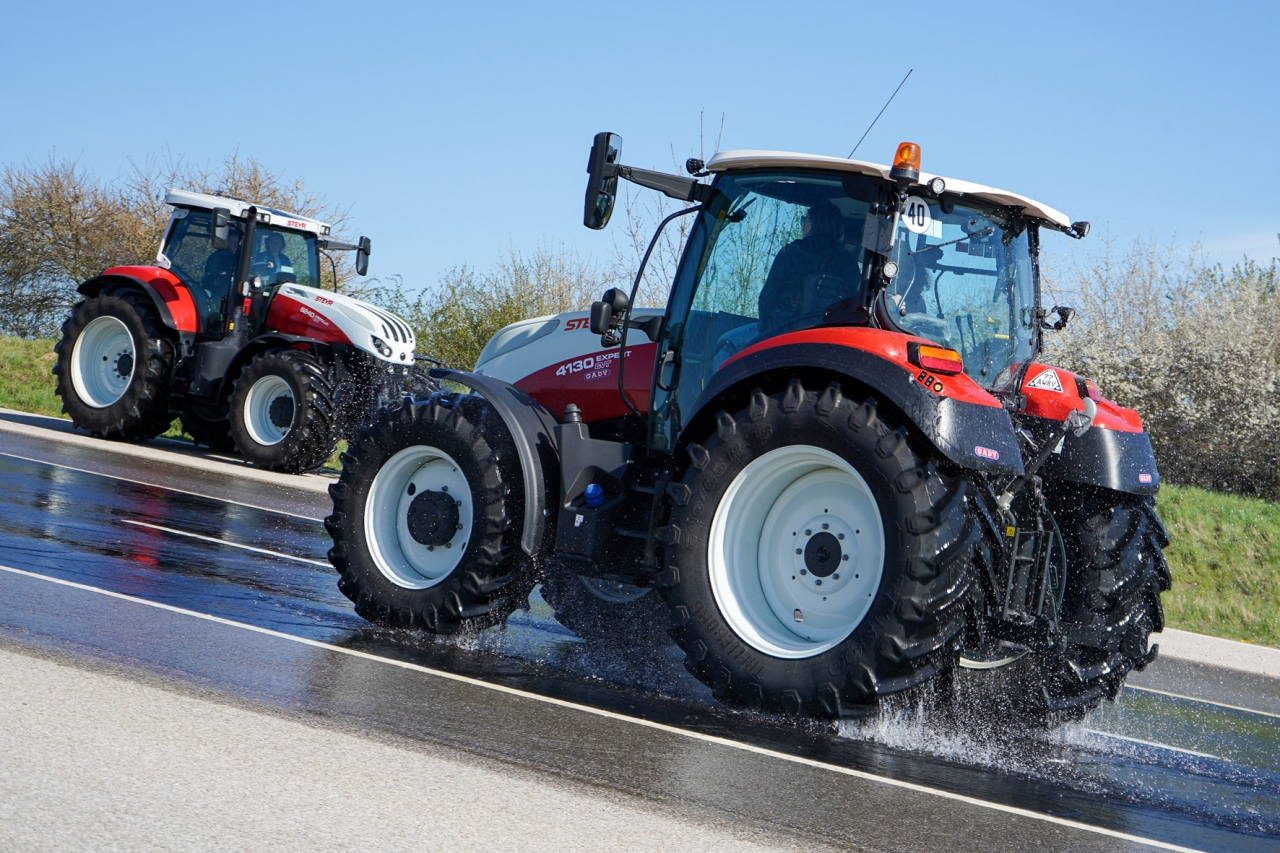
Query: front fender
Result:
<box><xmin>430</xmin><ymin>369</ymin><xmax>561</xmax><ymax>555</ymax></box>
<box><xmin>682</xmin><ymin>340</ymin><xmax>1024</xmax><ymax>478</ymax></box>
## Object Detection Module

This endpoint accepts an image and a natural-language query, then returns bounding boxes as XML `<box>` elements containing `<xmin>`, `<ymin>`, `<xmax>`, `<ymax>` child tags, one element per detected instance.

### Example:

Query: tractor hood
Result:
<box><xmin>270</xmin><ymin>283</ymin><xmax>416</xmax><ymax>364</ymax></box>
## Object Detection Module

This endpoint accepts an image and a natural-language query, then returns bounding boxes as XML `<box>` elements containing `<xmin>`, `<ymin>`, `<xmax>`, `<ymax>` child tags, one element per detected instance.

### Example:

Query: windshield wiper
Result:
<box><xmin>909</xmin><ymin>226</ymin><xmax>994</xmax><ymax>255</ymax></box>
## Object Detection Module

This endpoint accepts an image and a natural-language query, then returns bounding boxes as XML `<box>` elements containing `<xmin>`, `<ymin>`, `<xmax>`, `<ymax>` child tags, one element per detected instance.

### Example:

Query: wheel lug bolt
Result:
<box><xmin>842</xmin><ymin>554</ymin><xmax>849</xmax><ymax>561</ymax></box>
<box><xmin>833</xmin><ymin>573</ymin><xmax>840</xmax><ymax>580</ymax></box>
<box><xmin>795</xmin><ymin>548</ymin><xmax>802</xmax><ymax>555</ymax></box>
<box><xmin>815</xmin><ymin>579</ymin><xmax>822</xmax><ymax>586</ymax></box>
<box><xmin>800</xmin><ymin>569</ymin><xmax>807</xmax><ymax>575</ymax></box>
<box><xmin>427</xmin><ymin>546</ymin><xmax>434</xmax><ymax>551</ymax></box>
<box><xmin>442</xmin><ymin>486</ymin><xmax>449</xmax><ymax>492</ymax></box>
<box><xmin>822</xmin><ymin>523</ymin><xmax>829</xmax><ymax>530</ymax></box>
<box><xmin>837</xmin><ymin>533</ymin><xmax>844</xmax><ymax>540</ymax></box>
<box><xmin>445</xmin><ymin>542</ymin><xmax>451</xmax><ymax>548</ymax></box>
<box><xmin>804</xmin><ymin>529</ymin><xmax>811</xmax><ymax>536</ymax></box>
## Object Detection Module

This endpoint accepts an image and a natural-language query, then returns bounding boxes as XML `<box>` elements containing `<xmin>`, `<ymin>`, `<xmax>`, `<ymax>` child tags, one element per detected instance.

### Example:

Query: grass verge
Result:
<box><xmin>1156</xmin><ymin>484</ymin><xmax>1280</xmax><ymax>648</ymax></box>
<box><xmin>0</xmin><ymin>335</ymin><xmax>1275</xmax><ymax>644</ymax></box>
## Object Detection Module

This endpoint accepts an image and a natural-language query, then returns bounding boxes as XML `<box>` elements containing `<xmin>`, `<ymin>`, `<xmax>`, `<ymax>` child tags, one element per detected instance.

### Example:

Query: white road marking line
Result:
<box><xmin>0</xmin><ymin>451</ymin><xmax>324</xmax><ymax>522</ymax></box>
<box><xmin>119</xmin><ymin>520</ymin><xmax>330</xmax><ymax>568</ymax></box>
<box><xmin>1082</xmin><ymin>729</ymin><xmax>1223</xmax><ymax>761</ymax></box>
<box><xmin>0</xmin><ymin>563</ymin><xmax>1206</xmax><ymax>853</ymax></box>
<box><xmin>1126</xmin><ymin>685</ymin><xmax>1280</xmax><ymax>721</ymax></box>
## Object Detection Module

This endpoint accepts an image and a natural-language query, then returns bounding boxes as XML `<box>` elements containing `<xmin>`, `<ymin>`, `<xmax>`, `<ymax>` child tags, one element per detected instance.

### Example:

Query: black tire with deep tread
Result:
<box><xmin>325</xmin><ymin>394</ymin><xmax>535</xmax><ymax>634</ymax></box>
<box><xmin>657</xmin><ymin>379</ymin><xmax>979</xmax><ymax>717</ymax></box>
<box><xmin>180</xmin><ymin>402</ymin><xmax>235</xmax><ymax>452</ymax></box>
<box><xmin>959</xmin><ymin>486</ymin><xmax>1170</xmax><ymax>725</ymax></box>
<box><xmin>540</xmin><ymin>570</ymin><xmax>672</xmax><ymax>650</ymax></box>
<box><xmin>1050</xmin><ymin>487</ymin><xmax>1169</xmax><ymax>704</ymax></box>
<box><xmin>53</xmin><ymin>290</ymin><xmax>175</xmax><ymax>441</ymax></box>
<box><xmin>229</xmin><ymin>348</ymin><xmax>339</xmax><ymax>473</ymax></box>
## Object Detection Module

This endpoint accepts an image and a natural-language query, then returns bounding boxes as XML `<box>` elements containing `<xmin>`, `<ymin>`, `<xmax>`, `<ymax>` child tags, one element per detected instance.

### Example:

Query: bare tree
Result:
<box><xmin>609</xmin><ymin>113</ymin><xmax>724</xmax><ymax>307</ymax></box>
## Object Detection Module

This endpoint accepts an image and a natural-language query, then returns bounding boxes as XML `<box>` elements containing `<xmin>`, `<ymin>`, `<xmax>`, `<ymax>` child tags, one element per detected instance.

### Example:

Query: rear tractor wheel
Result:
<box><xmin>326</xmin><ymin>395</ymin><xmax>536</xmax><ymax>633</ymax></box>
<box><xmin>54</xmin><ymin>290</ymin><xmax>175</xmax><ymax>440</ymax></box>
<box><xmin>956</xmin><ymin>487</ymin><xmax>1169</xmax><ymax>725</ymax></box>
<box><xmin>657</xmin><ymin>380</ymin><xmax>979</xmax><ymax>717</ymax></box>
<box><xmin>229</xmin><ymin>349</ymin><xmax>339</xmax><ymax>473</ymax></box>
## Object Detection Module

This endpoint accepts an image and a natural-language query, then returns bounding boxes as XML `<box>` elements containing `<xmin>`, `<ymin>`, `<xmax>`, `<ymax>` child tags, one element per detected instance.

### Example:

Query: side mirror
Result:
<box><xmin>589</xmin><ymin>288</ymin><xmax>631</xmax><ymax>342</ymax></box>
<box><xmin>355</xmin><ymin>235</ymin><xmax>371</xmax><ymax>276</ymax></box>
<box><xmin>583</xmin><ymin>131</ymin><xmax>622</xmax><ymax>230</ymax></box>
<box><xmin>211</xmin><ymin>207</ymin><xmax>231</xmax><ymax>250</ymax></box>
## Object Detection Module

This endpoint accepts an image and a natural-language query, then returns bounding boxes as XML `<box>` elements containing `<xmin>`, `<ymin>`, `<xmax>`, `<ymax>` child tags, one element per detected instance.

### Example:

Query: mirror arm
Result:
<box><xmin>613</xmin><ymin>164</ymin><xmax>711</xmax><ymax>204</ymax></box>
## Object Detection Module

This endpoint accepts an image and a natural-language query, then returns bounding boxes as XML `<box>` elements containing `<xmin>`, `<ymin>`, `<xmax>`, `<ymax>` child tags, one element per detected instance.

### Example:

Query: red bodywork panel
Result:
<box><xmin>516</xmin><ymin>342</ymin><xmax>658</xmax><ymax>422</ymax></box>
<box><xmin>1019</xmin><ymin>364</ymin><xmax>1143</xmax><ymax>433</ymax></box>
<box><xmin>102</xmin><ymin>265</ymin><xmax>199</xmax><ymax>333</ymax></box>
<box><xmin>728</xmin><ymin>327</ymin><xmax>1004</xmax><ymax>409</ymax></box>
<box><xmin>266</xmin><ymin>294</ymin><xmax>353</xmax><ymax>345</ymax></box>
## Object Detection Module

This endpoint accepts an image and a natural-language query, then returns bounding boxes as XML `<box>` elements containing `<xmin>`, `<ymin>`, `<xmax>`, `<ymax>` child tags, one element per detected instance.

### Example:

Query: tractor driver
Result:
<box><xmin>757</xmin><ymin>200</ymin><xmax>863</xmax><ymax>338</ymax></box>
<box><xmin>253</xmin><ymin>232</ymin><xmax>293</xmax><ymax>284</ymax></box>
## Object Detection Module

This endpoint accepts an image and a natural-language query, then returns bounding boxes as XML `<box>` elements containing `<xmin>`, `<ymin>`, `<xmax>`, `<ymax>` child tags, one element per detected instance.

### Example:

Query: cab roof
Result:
<box><xmin>705</xmin><ymin>150</ymin><xmax>1071</xmax><ymax>230</ymax></box>
<box><xmin>164</xmin><ymin>189</ymin><xmax>331</xmax><ymax>236</ymax></box>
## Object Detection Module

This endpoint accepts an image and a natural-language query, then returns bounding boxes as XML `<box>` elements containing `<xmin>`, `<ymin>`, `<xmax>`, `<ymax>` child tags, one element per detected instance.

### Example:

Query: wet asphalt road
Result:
<box><xmin>0</xmin><ymin>438</ymin><xmax>1278</xmax><ymax>852</ymax></box>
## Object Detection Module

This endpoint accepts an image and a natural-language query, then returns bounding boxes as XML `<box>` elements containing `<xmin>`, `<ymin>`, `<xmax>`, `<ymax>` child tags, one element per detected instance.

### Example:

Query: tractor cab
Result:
<box><xmin>157</xmin><ymin>190</ymin><xmax>359</xmax><ymax>339</ymax></box>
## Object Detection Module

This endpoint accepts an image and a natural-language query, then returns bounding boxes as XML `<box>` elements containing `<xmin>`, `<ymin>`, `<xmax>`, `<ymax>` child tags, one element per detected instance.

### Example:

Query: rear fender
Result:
<box><xmin>430</xmin><ymin>369</ymin><xmax>561</xmax><ymax>555</ymax></box>
<box><xmin>681</xmin><ymin>340</ymin><xmax>1024</xmax><ymax>478</ymax></box>
<box><xmin>80</xmin><ymin>267</ymin><xmax>200</xmax><ymax>336</ymax></box>
<box><xmin>1019</xmin><ymin>364</ymin><xmax>1158</xmax><ymax>495</ymax></box>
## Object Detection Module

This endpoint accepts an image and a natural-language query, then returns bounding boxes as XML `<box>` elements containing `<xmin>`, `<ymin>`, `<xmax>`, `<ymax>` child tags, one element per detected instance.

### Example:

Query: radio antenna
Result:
<box><xmin>848</xmin><ymin>69</ymin><xmax>912</xmax><ymax>158</ymax></box>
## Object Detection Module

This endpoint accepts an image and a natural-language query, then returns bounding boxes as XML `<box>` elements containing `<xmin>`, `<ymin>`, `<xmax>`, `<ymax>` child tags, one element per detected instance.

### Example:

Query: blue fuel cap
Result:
<box><xmin>584</xmin><ymin>483</ymin><xmax>605</xmax><ymax>507</ymax></box>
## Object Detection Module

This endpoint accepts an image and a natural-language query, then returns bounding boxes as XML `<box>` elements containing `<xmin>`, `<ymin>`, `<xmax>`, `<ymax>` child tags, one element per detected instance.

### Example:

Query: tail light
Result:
<box><xmin>908</xmin><ymin>342</ymin><xmax>964</xmax><ymax>375</ymax></box>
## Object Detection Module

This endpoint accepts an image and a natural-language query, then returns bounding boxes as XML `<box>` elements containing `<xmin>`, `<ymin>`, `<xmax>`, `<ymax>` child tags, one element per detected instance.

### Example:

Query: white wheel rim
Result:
<box><xmin>364</xmin><ymin>445</ymin><xmax>473</xmax><ymax>589</ymax></box>
<box><xmin>70</xmin><ymin>316</ymin><xmax>135</xmax><ymax>408</ymax></box>
<box><xmin>243</xmin><ymin>375</ymin><xmax>295</xmax><ymax>446</ymax></box>
<box><xmin>709</xmin><ymin>445</ymin><xmax>885</xmax><ymax>659</ymax></box>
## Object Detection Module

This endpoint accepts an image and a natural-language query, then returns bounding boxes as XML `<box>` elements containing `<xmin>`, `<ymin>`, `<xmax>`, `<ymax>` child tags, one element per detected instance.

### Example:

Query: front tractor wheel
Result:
<box><xmin>54</xmin><ymin>291</ymin><xmax>175</xmax><ymax>440</ymax></box>
<box><xmin>325</xmin><ymin>396</ymin><xmax>535</xmax><ymax>633</ymax></box>
<box><xmin>229</xmin><ymin>349</ymin><xmax>339</xmax><ymax>473</ymax></box>
<box><xmin>659</xmin><ymin>380</ymin><xmax>978</xmax><ymax>717</ymax></box>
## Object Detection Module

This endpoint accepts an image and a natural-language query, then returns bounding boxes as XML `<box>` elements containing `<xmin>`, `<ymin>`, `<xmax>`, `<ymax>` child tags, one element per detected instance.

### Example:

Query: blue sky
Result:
<box><xmin>2</xmin><ymin>1</ymin><xmax>1276</xmax><ymax>293</ymax></box>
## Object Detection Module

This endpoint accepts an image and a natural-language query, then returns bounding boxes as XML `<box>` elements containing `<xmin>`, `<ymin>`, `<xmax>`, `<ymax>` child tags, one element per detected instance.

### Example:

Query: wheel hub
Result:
<box><xmin>803</xmin><ymin>531</ymin><xmax>842</xmax><ymax>577</ymax></box>
<box><xmin>268</xmin><ymin>395</ymin><xmax>295</xmax><ymax>430</ymax></box>
<box><xmin>115</xmin><ymin>352</ymin><xmax>133</xmax><ymax>379</ymax></box>
<box><xmin>406</xmin><ymin>490</ymin><xmax>461</xmax><ymax>547</ymax></box>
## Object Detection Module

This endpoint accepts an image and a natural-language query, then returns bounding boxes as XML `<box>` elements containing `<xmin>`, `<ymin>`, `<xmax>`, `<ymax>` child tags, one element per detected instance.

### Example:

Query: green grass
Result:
<box><xmin>0</xmin><ymin>335</ymin><xmax>1276</xmax><ymax>644</ymax></box>
<box><xmin>0</xmin><ymin>336</ymin><xmax>64</xmax><ymax>418</ymax></box>
<box><xmin>1156</xmin><ymin>484</ymin><xmax>1280</xmax><ymax>647</ymax></box>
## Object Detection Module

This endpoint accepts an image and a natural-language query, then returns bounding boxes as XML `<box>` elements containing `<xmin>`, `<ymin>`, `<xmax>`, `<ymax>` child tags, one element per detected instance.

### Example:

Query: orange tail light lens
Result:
<box><xmin>908</xmin><ymin>342</ymin><xmax>964</xmax><ymax>375</ymax></box>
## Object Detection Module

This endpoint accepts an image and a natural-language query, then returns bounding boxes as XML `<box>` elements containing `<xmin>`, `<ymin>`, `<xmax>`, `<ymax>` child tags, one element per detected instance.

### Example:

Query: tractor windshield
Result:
<box><xmin>248</xmin><ymin>225</ymin><xmax>321</xmax><ymax>289</ymax></box>
<box><xmin>883</xmin><ymin>202</ymin><xmax>1036</xmax><ymax>390</ymax></box>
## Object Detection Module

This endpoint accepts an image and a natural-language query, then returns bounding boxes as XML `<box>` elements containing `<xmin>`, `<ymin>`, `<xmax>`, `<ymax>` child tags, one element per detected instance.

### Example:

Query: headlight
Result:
<box><xmin>370</xmin><ymin>336</ymin><xmax>393</xmax><ymax>357</ymax></box>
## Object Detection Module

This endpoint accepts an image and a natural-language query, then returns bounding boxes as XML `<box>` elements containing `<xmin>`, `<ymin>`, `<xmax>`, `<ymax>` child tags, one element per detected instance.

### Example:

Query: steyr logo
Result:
<box><xmin>564</xmin><ymin>317</ymin><xmax>590</xmax><ymax>331</ymax></box>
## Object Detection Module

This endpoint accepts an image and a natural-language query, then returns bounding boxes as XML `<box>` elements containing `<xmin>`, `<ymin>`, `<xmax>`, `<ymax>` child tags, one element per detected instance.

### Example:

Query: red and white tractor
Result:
<box><xmin>55</xmin><ymin>190</ymin><xmax>423</xmax><ymax>473</ymax></box>
<box><xmin>326</xmin><ymin>134</ymin><xmax>1170</xmax><ymax>722</ymax></box>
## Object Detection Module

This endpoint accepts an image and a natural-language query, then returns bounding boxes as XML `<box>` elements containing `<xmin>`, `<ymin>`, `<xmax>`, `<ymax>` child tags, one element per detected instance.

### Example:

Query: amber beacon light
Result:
<box><xmin>889</xmin><ymin>142</ymin><xmax>921</xmax><ymax>183</ymax></box>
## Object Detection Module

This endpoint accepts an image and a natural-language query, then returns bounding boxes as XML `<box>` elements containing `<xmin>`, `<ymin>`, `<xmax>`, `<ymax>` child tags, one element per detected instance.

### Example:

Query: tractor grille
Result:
<box><xmin>366</xmin><ymin>306</ymin><xmax>413</xmax><ymax>344</ymax></box>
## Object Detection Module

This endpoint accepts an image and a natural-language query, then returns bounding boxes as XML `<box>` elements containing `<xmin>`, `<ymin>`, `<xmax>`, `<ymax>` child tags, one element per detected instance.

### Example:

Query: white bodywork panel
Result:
<box><xmin>275</xmin><ymin>283</ymin><xmax>416</xmax><ymax>365</ymax></box>
<box><xmin>705</xmin><ymin>150</ymin><xmax>1072</xmax><ymax>230</ymax></box>
<box><xmin>475</xmin><ymin>308</ymin><xmax>663</xmax><ymax>379</ymax></box>
<box><xmin>163</xmin><ymin>189</ymin><xmax>332</xmax><ymax>236</ymax></box>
